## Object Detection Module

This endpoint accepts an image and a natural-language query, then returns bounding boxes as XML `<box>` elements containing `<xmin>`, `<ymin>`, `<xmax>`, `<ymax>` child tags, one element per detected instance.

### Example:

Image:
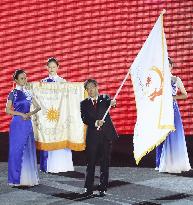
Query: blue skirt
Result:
<box><xmin>156</xmin><ymin>101</ymin><xmax>191</xmax><ymax>173</ymax></box>
<box><xmin>8</xmin><ymin>116</ymin><xmax>39</xmax><ymax>185</ymax></box>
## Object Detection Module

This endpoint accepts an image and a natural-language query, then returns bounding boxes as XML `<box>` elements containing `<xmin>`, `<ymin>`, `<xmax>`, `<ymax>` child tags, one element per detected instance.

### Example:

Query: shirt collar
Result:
<box><xmin>89</xmin><ymin>95</ymin><xmax>99</xmax><ymax>101</ymax></box>
<box><xmin>49</xmin><ymin>74</ymin><xmax>59</xmax><ymax>80</ymax></box>
<box><xmin>15</xmin><ymin>85</ymin><xmax>24</xmax><ymax>91</ymax></box>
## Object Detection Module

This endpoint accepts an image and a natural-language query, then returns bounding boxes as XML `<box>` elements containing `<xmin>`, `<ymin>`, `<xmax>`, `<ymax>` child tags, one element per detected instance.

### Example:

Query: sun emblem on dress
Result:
<box><xmin>46</xmin><ymin>107</ymin><xmax>60</xmax><ymax>122</ymax></box>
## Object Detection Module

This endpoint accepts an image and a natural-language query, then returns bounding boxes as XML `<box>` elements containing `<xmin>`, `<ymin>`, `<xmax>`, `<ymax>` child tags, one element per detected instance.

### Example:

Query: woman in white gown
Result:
<box><xmin>40</xmin><ymin>57</ymin><xmax>74</xmax><ymax>173</ymax></box>
<box><xmin>156</xmin><ymin>58</ymin><xmax>191</xmax><ymax>173</ymax></box>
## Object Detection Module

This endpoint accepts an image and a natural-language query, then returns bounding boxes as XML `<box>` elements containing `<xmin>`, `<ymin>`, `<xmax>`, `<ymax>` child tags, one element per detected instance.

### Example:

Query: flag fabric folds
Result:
<box><xmin>30</xmin><ymin>82</ymin><xmax>86</xmax><ymax>151</ymax></box>
<box><xmin>130</xmin><ymin>13</ymin><xmax>175</xmax><ymax>164</ymax></box>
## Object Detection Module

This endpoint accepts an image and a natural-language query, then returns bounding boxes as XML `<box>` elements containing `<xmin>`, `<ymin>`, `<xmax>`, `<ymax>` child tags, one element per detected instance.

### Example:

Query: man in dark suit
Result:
<box><xmin>80</xmin><ymin>79</ymin><xmax>118</xmax><ymax>197</ymax></box>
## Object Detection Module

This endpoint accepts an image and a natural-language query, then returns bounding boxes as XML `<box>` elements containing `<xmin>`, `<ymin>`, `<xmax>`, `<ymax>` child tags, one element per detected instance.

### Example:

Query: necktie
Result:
<box><xmin>93</xmin><ymin>99</ymin><xmax>97</xmax><ymax>109</ymax></box>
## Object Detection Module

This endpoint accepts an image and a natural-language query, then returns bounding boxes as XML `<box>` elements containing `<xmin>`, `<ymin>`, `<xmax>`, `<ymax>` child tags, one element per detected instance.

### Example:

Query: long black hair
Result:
<box><xmin>47</xmin><ymin>57</ymin><xmax>59</xmax><ymax>66</ymax></box>
<box><xmin>13</xmin><ymin>69</ymin><xmax>25</xmax><ymax>80</ymax></box>
<box><xmin>168</xmin><ymin>57</ymin><xmax>173</xmax><ymax>66</ymax></box>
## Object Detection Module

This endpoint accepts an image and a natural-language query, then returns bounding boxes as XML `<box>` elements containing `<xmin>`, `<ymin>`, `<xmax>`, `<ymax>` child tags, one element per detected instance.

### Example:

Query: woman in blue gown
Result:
<box><xmin>6</xmin><ymin>69</ymin><xmax>41</xmax><ymax>186</ymax></box>
<box><xmin>40</xmin><ymin>57</ymin><xmax>74</xmax><ymax>173</ymax></box>
<box><xmin>156</xmin><ymin>58</ymin><xmax>191</xmax><ymax>173</ymax></box>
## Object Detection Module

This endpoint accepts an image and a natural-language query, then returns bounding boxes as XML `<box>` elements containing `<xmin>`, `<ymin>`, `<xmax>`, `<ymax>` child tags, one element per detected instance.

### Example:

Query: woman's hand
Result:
<box><xmin>21</xmin><ymin>113</ymin><xmax>30</xmax><ymax>120</ymax></box>
<box><xmin>26</xmin><ymin>112</ymin><xmax>32</xmax><ymax>117</ymax></box>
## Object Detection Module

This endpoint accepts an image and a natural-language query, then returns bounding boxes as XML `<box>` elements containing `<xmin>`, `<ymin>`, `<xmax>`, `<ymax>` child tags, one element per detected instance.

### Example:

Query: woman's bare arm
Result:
<box><xmin>26</xmin><ymin>97</ymin><xmax>41</xmax><ymax>117</ymax></box>
<box><xmin>5</xmin><ymin>100</ymin><xmax>28</xmax><ymax>119</ymax></box>
<box><xmin>173</xmin><ymin>77</ymin><xmax>187</xmax><ymax>100</ymax></box>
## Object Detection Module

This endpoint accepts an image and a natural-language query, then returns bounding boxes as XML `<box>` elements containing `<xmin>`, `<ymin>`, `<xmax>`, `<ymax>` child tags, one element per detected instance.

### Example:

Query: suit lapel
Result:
<box><xmin>87</xmin><ymin>97</ymin><xmax>102</xmax><ymax>120</ymax></box>
<box><xmin>88</xmin><ymin>98</ymin><xmax>97</xmax><ymax>113</ymax></box>
<box><xmin>96</xmin><ymin>95</ymin><xmax>102</xmax><ymax>111</ymax></box>
<box><xmin>93</xmin><ymin>95</ymin><xmax>102</xmax><ymax>111</ymax></box>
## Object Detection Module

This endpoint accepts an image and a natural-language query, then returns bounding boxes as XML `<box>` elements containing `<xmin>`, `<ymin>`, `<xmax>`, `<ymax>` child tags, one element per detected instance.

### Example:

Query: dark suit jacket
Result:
<box><xmin>80</xmin><ymin>94</ymin><xmax>118</xmax><ymax>141</ymax></box>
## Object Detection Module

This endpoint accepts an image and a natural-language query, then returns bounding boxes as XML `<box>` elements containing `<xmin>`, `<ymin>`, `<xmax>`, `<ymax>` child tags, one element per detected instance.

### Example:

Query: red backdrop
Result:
<box><xmin>0</xmin><ymin>0</ymin><xmax>192</xmax><ymax>134</ymax></box>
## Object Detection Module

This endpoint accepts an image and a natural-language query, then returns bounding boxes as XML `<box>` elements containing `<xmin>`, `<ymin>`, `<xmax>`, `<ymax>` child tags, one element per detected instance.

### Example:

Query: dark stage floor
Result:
<box><xmin>1</xmin><ymin>133</ymin><xmax>193</xmax><ymax>204</ymax></box>
<box><xmin>1</xmin><ymin>164</ymin><xmax>193</xmax><ymax>205</ymax></box>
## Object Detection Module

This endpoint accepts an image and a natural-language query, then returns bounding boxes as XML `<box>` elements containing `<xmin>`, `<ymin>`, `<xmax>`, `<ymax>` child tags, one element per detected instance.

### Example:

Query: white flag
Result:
<box><xmin>130</xmin><ymin>12</ymin><xmax>175</xmax><ymax>164</ymax></box>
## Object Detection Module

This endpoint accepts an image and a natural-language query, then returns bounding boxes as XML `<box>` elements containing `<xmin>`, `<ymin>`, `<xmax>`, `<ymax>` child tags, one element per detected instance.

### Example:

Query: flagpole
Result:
<box><xmin>97</xmin><ymin>68</ymin><xmax>131</xmax><ymax>130</ymax></box>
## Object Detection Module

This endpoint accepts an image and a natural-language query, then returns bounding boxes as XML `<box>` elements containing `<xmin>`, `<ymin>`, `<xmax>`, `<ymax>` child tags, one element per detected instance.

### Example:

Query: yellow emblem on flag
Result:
<box><xmin>46</xmin><ymin>107</ymin><xmax>60</xmax><ymax>122</ymax></box>
<box><xmin>145</xmin><ymin>66</ymin><xmax>163</xmax><ymax>101</ymax></box>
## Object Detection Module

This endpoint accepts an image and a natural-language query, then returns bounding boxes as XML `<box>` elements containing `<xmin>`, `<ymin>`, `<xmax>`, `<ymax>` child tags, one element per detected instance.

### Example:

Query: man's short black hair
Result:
<box><xmin>84</xmin><ymin>79</ymin><xmax>98</xmax><ymax>89</ymax></box>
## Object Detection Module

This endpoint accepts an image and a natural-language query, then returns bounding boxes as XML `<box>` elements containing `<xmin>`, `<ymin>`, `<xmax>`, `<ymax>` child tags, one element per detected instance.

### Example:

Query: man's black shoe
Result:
<box><xmin>83</xmin><ymin>190</ymin><xmax>93</xmax><ymax>197</ymax></box>
<box><xmin>99</xmin><ymin>191</ymin><xmax>106</xmax><ymax>197</ymax></box>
